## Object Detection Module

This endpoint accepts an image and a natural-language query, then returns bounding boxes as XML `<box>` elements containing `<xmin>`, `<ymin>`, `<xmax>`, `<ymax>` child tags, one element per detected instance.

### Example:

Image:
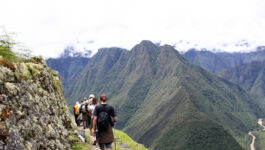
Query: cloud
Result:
<box><xmin>1</xmin><ymin>0</ymin><xmax>265</xmax><ymax>58</ymax></box>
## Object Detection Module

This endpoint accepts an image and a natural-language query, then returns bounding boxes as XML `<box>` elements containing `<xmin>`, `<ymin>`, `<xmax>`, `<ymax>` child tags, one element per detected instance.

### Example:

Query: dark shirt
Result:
<box><xmin>93</xmin><ymin>104</ymin><xmax>116</xmax><ymax>144</ymax></box>
<box><xmin>93</xmin><ymin>104</ymin><xmax>116</xmax><ymax>118</ymax></box>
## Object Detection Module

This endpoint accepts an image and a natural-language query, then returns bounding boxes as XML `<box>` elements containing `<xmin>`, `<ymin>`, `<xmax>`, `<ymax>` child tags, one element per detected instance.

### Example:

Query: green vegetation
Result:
<box><xmin>68</xmin><ymin>129</ymin><xmax>91</xmax><ymax>150</ymax></box>
<box><xmin>252</xmin><ymin>131</ymin><xmax>265</xmax><ymax>150</ymax></box>
<box><xmin>0</xmin><ymin>32</ymin><xmax>35</xmax><ymax>73</ymax></box>
<box><xmin>26</xmin><ymin>64</ymin><xmax>39</xmax><ymax>76</ymax></box>
<box><xmin>52</xmin><ymin>79</ymin><xmax>63</xmax><ymax>91</ymax></box>
<box><xmin>63</xmin><ymin>41</ymin><xmax>264</xmax><ymax>149</ymax></box>
<box><xmin>183</xmin><ymin>49</ymin><xmax>228</xmax><ymax>73</ymax></box>
<box><xmin>217</xmin><ymin>61</ymin><xmax>265</xmax><ymax>108</ymax></box>
<box><xmin>0</xmin><ymin>33</ymin><xmax>18</xmax><ymax>71</ymax></box>
<box><xmin>114</xmin><ymin>129</ymin><xmax>148</xmax><ymax>150</ymax></box>
<box><xmin>153</xmin><ymin>113</ymin><xmax>243</xmax><ymax>150</ymax></box>
<box><xmin>0</xmin><ymin>33</ymin><xmax>18</xmax><ymax>62</ymax></box>
<box><xmin>0</xmin><ymin>32</ymin><xmax>32</xmax><ymax>62</ymax></box>
<box><xmin>46</xmin><ymin>56</ymin><xmax>90</xmax><ymax>93</ymax></box>
<box><xmin>184</xmin><ymin>48</ymin><xmax>265</xmax><ymax>73</ymax></box>
<box><xmin>68</xmin><ymin>116</ymin><xmax>92</xmax><ymax>150</ymax></box>
<box><xmin>68</xmin><ymin>114</ymin><xmax>147</xmax><ymax>150</ymax></box>
<box><xmin>48</xmin><ymin>68</ymin><xmax>63</xmax><ymax>91</ymax></box>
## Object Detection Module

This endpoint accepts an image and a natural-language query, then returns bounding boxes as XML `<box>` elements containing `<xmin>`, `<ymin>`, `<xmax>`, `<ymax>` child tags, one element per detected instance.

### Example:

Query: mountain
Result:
<box><xmin>46</xmin><ymin>46</ymin><xmax>90</xmax><ymax>90</ymax></box>
<box><xmin>66</xmin><ymin>40</ymin><xmax>264</xmax><ymax>150</ymax></box>
<box><xmin>183</xmin><ymin>46</ymin><xmax>265</xmax><ymax>73</ymax></box>
<box><xmin>183</xmin><ymin>49</ymin><xmax>229</xmax><ymax>73</ymax></box>
<box><xmin>46</xmin><ymin>56</ymin><xmax>89</xmax><ymax>90</ymax></box>
<box><xmin>217</xmin><ymin>61</ymin><xmax>265</xmax><ymax>107</ymax></box>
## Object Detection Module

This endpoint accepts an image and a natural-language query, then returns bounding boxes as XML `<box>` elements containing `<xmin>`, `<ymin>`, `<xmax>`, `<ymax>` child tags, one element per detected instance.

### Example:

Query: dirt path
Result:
<box><xmin>248</xmin><ymin>132</ymin><xmax>256</xmax><ymax>150</ymax></box>
<box><xmin>249</xmin><ymin>118</ymin><xmax>265</xmax><ymax>150</ymax></box>
<box><xmin>75</xmin><ymin>127</ymin><xmax>100</xmax><ymax>150</ymax></box>
<box><xmin>257</xmin><ymin>119</ymin><xmax>265</xmax><ymax>130</ymax></box>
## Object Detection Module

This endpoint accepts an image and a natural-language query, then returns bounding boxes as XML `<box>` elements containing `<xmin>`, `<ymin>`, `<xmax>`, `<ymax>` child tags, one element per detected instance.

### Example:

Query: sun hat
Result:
<box><xmin>89</xmin><ymin>94</ymin><xmax>95</xmax><ymax>99</ymax></box>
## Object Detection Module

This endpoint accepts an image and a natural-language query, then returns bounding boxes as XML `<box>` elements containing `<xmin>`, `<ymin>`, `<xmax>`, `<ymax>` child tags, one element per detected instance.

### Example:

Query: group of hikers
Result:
<box><xmin>73</xmin><ymin>93</ymin><xmax>117</xmax><ymax>150</ymax></box>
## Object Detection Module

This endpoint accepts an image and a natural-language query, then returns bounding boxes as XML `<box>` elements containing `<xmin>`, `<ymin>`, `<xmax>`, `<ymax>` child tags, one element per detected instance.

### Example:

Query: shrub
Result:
<box><xmin>0</xmin><ymin>33</ymin><xmax>18</xmax><ymax>62</ymax></box>
<box><xmin>0</xmin><ymin>57</ymin><xmax>15</xmax><ymax>71</ymax></box>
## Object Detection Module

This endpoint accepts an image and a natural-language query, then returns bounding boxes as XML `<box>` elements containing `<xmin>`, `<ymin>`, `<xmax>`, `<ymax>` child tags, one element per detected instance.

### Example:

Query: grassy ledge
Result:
<box><xmin>114</xmin><ymin>129</ymin><xmax>148</xmax><ymax>150</ymax></box>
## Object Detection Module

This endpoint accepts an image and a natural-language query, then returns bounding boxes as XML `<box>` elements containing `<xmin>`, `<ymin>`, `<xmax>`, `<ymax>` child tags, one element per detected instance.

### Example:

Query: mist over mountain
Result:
<box><xmin>62</xmin><ymin>40</ymin><xmax>264</xmax><ymax>150</ymax></box>
<box><xmin>46</xmin><ymin>47</ymin><xmax>90</xmax><ymax>89</ymax></box>
<box><xmin>59</xmin><ymin>45</ymin><xmax>92</xmax><ymax>58</ymax></box>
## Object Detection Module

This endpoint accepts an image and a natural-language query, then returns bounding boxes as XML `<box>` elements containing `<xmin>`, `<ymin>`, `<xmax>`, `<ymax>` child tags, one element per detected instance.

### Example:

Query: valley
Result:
<box><xmin>2</xmin><ymin>1</ymin><xmax>265</xmax><ymax>149</ymax></box>
<box><xmin>47</xmin><ymin>40</ymin><xmax>265</xmax><ymax>150</ymax></box>
<box><xmin>249</xmin><ymin>118</ymin><xmax>265</xmax><ymax>150</ymax></box>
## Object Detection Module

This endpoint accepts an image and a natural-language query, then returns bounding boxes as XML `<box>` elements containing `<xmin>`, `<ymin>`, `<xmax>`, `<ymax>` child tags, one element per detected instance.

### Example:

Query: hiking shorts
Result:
<box><xmin>99</xmin><ymin>143</ymin><xmax>112</xmax><ymax>149</ymax></box>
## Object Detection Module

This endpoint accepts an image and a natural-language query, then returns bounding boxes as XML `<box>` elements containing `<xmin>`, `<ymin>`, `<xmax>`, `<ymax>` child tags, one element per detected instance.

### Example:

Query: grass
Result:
<box><xmin>26</xmin><ymin>64</ymin><xmax>39</xmax><ymax>76</ymax></box>
<box><xmin>250</xmin><ymin>118</ymin><xmax>265</xmax><ymax>150</ymax></box>
<box><xmin>114</xmin><ymin>129</ymin><xmax>148</xmax><ymax>150</ymax></box>
<box><xmin>252</xmin><ymin>131</ymin><xmax>265</xmax><ymax>150</ymax></box>
<box><xmin>68</xmin><ymin>115</ymin><xmax>93</xmax><ymax>150</ymax></box>
<box><xmin>68</xmin><ymin>129</ymin><xmax>91</xmax><ymax>150</ymax></box>
<box><xmin>68</xmin><ymin>115</ymin><xmax>147</xmax><ymax>150</ymax></box>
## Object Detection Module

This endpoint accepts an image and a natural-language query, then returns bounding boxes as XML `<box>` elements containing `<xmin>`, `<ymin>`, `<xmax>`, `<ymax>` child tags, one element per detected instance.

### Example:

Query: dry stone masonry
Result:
<box><xmin>0</xmin><ymin>57</ymin><xmax>72</xmax><ymax>150</ymax></box>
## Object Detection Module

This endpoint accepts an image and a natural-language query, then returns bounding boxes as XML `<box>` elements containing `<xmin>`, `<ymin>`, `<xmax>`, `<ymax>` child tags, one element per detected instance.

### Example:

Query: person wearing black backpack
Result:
<box><xmin>92</xmin><ymin>93</ymin><xmax>117</xmax><ymax>150</ymax></box>
<box><xmin>80</xmin><ymin>97</ymin><xmax>90</xmax><ymax>129</ymax></box>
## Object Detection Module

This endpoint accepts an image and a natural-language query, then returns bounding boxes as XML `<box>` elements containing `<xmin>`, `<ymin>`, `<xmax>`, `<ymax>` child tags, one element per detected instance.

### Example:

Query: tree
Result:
<box><xmin>0</xmin><ymin>32</ymin><xmax>18</xmax><ymax>62</ymax></box>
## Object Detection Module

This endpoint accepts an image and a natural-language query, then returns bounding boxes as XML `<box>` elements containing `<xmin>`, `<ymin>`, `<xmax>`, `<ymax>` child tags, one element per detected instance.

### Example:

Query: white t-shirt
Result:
<box><xmin>88</xmin><ymin>105</ymin><xmax>96</xmax><ymax>117</ymax></box>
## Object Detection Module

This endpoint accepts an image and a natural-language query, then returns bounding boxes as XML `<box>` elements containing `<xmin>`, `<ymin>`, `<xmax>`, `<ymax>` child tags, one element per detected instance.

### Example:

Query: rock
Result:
<box><xmin>0</xmin><ymin>66</ymin><xmax>14</xmax><ymax>82</ymax></box>
<box><xmin>0</xmin><ymin>59</ymin><xmax>73</xmax><ymax>149</ymax></box>
<box><xmin>4</xmin><ymin>82</ymin><xmax>18</xmax><ymax>96</ymax></box>
<box><xmin>121</xmin><ymin>143</ymin><xmax>130</xmax><ymax>148</ymax></box>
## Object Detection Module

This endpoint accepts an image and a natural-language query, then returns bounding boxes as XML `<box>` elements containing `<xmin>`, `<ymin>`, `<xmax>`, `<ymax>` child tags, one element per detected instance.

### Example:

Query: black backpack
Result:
<box><xmin>97</xmin><ymin>105</ymin><xmax>114</xmax><ymax>131</ymax></box>
<box><xmin>80</xmin><ymin>104</ymin><xmax>87</xmax><ymax>113</ymax></box>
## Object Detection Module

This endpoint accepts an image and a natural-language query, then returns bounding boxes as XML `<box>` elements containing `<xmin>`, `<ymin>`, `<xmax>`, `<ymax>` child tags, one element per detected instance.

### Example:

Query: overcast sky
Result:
<box><xmin>1</xmin><ymin>0</ymin><xmax>265</xmax><ymax>58</ymax></box>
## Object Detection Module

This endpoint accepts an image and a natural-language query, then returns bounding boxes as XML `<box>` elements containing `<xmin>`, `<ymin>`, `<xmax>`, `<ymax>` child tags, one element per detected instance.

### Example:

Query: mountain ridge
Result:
<box><xmin>183</xmin><ymin>48</ymin><xmax>265</xmax><ymax>73</ymax></box>
<box><xmin>65</xmin><ymin>40</ymin><xmax>264</xmax><ymax>149</ymax></box>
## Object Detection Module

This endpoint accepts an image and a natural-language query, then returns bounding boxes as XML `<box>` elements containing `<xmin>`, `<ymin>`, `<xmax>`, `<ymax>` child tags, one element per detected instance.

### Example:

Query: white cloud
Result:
<box><xmin>1</xmin><ymin>0</ymin><xmax>265</xmax><ymax>58</ymax></box>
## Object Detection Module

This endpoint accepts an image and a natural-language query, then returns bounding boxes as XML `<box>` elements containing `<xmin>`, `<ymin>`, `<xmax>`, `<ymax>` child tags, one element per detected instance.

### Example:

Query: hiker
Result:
<box><xmin>92</xmin><ymin>93</ymin><xmax>117</xmax><ymax>150</ymax></box>
<box><xmin>88</xmin><ymin>97</ymin><xmax>98</xmax><ymax>145</ymax></box>
<box><xmin>73</xmin><ymin>101</ymin><xmax>80</xmax><ymax>126</ymax></box>
<box><xmin>84</xmin><ymin>94</ymin><xmax>94</xmax><ymax>130</ymax></box>
<box><xmin>88</xmin><ymin>94</ymin><xmax>95</xmax><ymax>105</ymax></box>
<box><xmin>80</xmin><ymin>97</ymin><xmax>89</xmax><ymax>129</ymax></box>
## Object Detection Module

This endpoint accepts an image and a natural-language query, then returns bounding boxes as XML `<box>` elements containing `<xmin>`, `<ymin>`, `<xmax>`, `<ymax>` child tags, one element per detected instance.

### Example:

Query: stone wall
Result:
<box><xmin>0</xmin><ymin>57</ymin><xmax>72</xmax><ymax>150</ymax></box>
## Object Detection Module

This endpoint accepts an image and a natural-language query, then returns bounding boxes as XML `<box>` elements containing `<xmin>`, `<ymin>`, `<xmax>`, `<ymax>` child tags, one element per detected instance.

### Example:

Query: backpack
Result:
<box><xmin>97</xmin><ymin>105</ymin><xmax>111</xmax><ymax>131</ymax></box>
<box><xmin>74</xmin><ymin>105</ymin><xmax>79</xmax><ymax>115</ymax></box>
<box><xmin>81</xmin><ymin>104</ymin><xmax>87</xmax><ymax>113</ymax></box>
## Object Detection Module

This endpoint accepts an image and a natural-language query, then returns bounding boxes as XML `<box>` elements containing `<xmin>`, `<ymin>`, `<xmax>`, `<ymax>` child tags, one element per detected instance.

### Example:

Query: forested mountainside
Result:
<box><xmin>64</xmin><ymin>40</ymin><xmax>264</xmax><ymax>150</ymax></box>
<box><xmin>217</xmin><ymin>61</ymin><xmax>265</xmax><ymax>107</ymax></box>
<box><xmin>46</xmin><ymin>56</ymin><xmax>89</xmax><ymax>89</ymax></box>
<box><xmin>183</xmin><ymin>47</ymin><xmax>265</xmax><ymax>73</ymax></box>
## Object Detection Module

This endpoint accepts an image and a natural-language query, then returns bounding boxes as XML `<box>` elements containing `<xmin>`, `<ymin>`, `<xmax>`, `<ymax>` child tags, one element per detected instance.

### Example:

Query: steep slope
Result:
<box><xmin>46</xmin><ymin>56</ymin><xmax>89</xmax><ymax>89</ymax></box>
<box><xmin>65</xmin><ymin>47</ymin><xmax>127</xmax><ymax>107</ymax></box>
<box><xmin>183</xmin><ymin>47</ymin><xmax>265</xmax><ymax>73</ymax></box>
<box><xmin>67</xmin><ymin>41</ymin><xmax>264</xmax><ymax>150</ymax></box>
<box><xmin>217</xmin><ymin>61</ymin><xmax>265</xmax><ymax>106</ymax></box>
<box><xmin>183</xmin><ymin>49</ymin><xmax>228</xmax><ymax>73</ymax></box>
<box><xmin>0</xmin><ymin>56</ymin><xmax>73</xmax><ymax>149</ymax></box>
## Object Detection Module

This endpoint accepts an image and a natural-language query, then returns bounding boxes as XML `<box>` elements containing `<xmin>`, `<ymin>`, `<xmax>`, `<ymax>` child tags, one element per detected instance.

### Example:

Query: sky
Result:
<box><xmin>1</xmin><ymin>0</ymin><xmax>265</xmax><ymax>58</ymax></box>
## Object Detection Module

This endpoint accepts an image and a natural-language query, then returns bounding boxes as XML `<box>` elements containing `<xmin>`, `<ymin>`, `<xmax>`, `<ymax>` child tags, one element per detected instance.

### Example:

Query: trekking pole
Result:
<box><xmin>113</xmin><ymin>123</ymin><xmax>116</xmax><ymax>150</ymax></box>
